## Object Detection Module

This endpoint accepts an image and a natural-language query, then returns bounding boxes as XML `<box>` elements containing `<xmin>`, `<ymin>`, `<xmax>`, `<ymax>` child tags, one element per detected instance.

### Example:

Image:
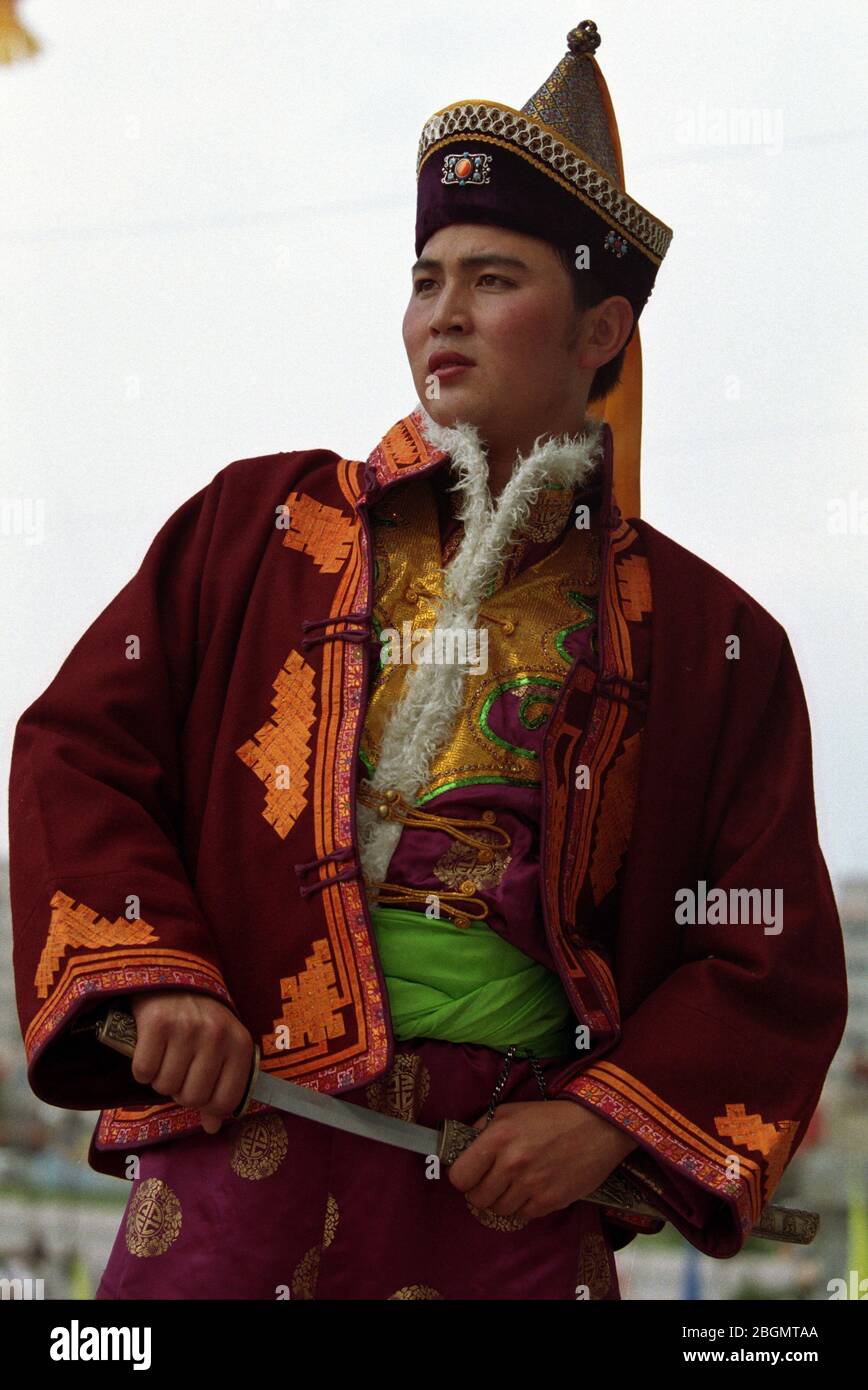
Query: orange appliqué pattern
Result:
<box><xmin>282</xmin><ymin>492</ymin><xmax>356</xmax><ymax>573</ymax></box>
<box><xmin>35</xmin><ymin>890</ymin><xmax>159</xmax><ymax>999</ymax></box>
<box><xmin>262</xmin><ymin>937</ymin><xmax>348</xmax><ymax>1062</ymax></box>
<box><xmin>617</xmin><ymin>553</ymin><xmax>651</xmax><ymax>623</ymax></box>
<box><xmin>375</xmin><ymin>414</ymin><xmax>441</xmax><ymax>481</ymax></box>
<box><xmin>236</xmin><ymin>649</ymin><xmax>316</xmax><ymax>839</ymax></box>
<box><xmin>714</xmin><ymin>1103</ymin><xmax>798</xmax><ymax>1207</ymax></box>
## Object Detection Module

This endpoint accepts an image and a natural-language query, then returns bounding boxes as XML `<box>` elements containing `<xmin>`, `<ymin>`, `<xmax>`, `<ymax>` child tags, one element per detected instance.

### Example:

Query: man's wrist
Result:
<box><xmin>607</xmin><ymin>1126</ymin><xmax>639</xmax><ymax>1162</ymax></box>
<box><xmin>553</xmin><ymin>1096</ymin><xmax>639</xmax><ymax>1161</ymax></box>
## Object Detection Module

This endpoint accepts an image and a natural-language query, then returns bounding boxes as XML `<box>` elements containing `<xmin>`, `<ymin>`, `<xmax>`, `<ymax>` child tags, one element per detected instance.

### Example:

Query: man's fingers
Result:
<box><xmin>172</xmin><ymin>1040</ymin><xmax>230</xmax><ymax>1113</ymax></box>
<box><xmin>465</xmin><ymin>1169</ymin><xmax>515</xmax><ymax>1213</ymax></box>
<box><xmin>124</xmin><ymin>992</ymin><xmax>255</xmax><ymax>1140</ymax></box>
<box><xmin>146</xmin><ymin>1035</ymin><xmax>196</xmax><ymax>1100</ymax></box>
<box><xmin>448</xmin><ymin>1119</ymin><xmax>498</xmax><ymax>1190</ymax></box>
<box><xmin>471</xmin><ymin>1180</ymin><xmax>528</xmax><ymax>1219</ymax></box>
<box><xmin>130</xmin><ymin>1023</ymin><xmax>170</xmax><ymax>1088</ymax></box>
<box><xmin>202</xmin><ymin>1041</ymin><xmax>254</xmax><ymax>1119</ymax></box>
<box><xmin>175</xmin><ymin>1041</ymin><xmax>253</xmax><ymax>1134</ymax></box>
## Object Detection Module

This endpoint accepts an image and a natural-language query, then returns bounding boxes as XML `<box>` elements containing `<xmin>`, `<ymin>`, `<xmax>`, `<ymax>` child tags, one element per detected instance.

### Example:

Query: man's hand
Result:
<box><xmin>127</xmin><ymin>991</ymin><xmax>254</xmax><ymax>1135</ymax></box>
<box><xmin>447</xmin><ymin>1099</ymin><xmax>638</xmax><ymax>1221</ymax></box>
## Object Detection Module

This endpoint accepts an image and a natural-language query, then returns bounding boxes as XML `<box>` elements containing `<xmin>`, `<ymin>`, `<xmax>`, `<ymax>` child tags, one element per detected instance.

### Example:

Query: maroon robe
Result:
<box><xmin>8</xmin><ymin>408</ymin><xmax>847</xmax><ymax>1293</ymax></box>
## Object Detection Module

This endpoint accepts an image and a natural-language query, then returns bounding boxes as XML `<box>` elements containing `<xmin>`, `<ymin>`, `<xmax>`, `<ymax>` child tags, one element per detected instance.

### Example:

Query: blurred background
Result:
<box><xmin>0</xmin><ymin>0</ymin><xmax>866</xmax><ymax>1299</ymax></box>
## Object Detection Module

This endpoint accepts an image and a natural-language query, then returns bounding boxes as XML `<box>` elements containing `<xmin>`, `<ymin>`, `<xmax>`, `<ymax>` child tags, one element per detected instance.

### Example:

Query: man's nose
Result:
<box><xmin>428</xmin><ymin>283</ymin><xmax>469</xmax><ymax>334</ymax></box>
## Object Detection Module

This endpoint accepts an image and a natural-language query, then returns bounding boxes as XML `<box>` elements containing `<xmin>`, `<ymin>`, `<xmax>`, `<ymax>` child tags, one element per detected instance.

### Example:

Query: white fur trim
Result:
<box><xmin>357</xmin><ymin>403</ymin><xmax>604</xmax><ymax>887</ymax></box>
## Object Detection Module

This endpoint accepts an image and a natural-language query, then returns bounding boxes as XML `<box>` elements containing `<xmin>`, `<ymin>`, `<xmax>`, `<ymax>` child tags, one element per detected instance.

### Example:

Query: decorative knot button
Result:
<box><xmin>377</xmin><ymin>787</ymin><xmax>400</xmax><ymax>818</ymax></box>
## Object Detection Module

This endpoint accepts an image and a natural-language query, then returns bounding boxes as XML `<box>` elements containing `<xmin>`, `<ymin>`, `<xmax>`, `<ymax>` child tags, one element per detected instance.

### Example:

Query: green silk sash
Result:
<box><xmin>369</xmin><ymin>905</ymin><xmax>577</xmax><ymax>1059</ymax></box>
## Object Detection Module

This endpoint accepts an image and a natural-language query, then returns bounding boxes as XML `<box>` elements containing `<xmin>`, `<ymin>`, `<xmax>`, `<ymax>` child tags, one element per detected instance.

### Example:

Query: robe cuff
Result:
<box><xmin>550</xmin><ymin>1063</ymin><xmax>753</xmax><ymax>1257</ymax></box>
<box><xmin>19</xmin><ymin>877</ymin><xmax>239</xmax><ymax>1114</ymax></box>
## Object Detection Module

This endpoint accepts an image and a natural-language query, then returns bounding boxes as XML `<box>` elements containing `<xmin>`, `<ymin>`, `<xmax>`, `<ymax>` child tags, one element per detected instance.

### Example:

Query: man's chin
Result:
<box><xmin>421</xmin><ymin>392</ymin><xmax>488</xmax><ymax>432</ymax></box>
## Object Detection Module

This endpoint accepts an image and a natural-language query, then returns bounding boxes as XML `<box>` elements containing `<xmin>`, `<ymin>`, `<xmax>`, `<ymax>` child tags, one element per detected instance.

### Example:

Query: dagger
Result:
<box><xmin>86</xmin><ymin>1006</ymin><xmax>819</xmax><ymax>1246</ymax></box>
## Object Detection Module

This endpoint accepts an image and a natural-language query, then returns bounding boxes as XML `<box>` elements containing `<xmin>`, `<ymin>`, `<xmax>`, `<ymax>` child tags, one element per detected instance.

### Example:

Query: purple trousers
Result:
<box><xmin>95</xmin><ymin>1040</ymin><xmax>621</xmax><ymax>1300</ymax></box>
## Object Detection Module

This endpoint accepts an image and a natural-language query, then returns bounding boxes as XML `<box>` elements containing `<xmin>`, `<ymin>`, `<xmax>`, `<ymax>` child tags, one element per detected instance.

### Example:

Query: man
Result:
<box><xmin>9</xmin><ymin>20</ymin><xmax>847</xmax><ymax>1300</ymax></box>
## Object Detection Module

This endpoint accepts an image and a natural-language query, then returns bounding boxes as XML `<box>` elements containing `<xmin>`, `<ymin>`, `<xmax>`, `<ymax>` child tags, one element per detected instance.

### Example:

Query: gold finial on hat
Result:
<box><xmin>567</xmin><ymin>20</ymin><xmax>601</xmax><ymax>57</ymax></box>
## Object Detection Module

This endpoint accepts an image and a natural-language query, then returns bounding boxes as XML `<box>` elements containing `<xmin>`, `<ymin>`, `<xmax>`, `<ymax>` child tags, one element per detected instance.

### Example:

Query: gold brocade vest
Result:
<box><xmin>356</xmin><ymin>466</ymin><xmax>601</xmax><ymax>961</ymax></box>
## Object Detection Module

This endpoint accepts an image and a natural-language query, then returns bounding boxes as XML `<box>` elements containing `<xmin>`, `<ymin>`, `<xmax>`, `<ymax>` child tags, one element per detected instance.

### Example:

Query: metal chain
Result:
<box><xmin>486</xmin><ymin>1044</ymin><xmax>549</xmax><ymax>1123</ymax></box>
<box><xmin>528</xmin><ymin>1053</ymin><xmax>549</xmax><ymax>1102</ymax></box>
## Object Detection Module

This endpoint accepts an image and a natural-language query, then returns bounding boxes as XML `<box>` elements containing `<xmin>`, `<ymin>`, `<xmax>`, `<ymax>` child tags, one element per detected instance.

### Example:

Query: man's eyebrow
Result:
<box><xmin>410</xmin><ymin>254</ymin><xmax>530</xmax><ymax>275</ymax></box>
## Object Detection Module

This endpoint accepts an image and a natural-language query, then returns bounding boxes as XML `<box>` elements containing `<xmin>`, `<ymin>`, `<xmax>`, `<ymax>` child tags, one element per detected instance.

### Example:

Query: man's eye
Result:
<box><xmin>413</xmin><ymin>275</ymin><xmax>512</xmax><ymax>293</ymax></box>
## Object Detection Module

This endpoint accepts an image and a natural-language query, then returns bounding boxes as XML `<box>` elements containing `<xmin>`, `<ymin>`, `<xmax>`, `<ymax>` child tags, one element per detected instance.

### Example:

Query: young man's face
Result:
<box><xmin>403</xmin><ymin>222</ymin><xmax>593</xmax><ymax>454</ymax></box>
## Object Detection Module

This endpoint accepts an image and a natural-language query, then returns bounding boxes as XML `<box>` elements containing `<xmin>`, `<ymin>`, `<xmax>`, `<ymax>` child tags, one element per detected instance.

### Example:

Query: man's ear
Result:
<box><xmin>577</xmin><ymin>296</ymin><xmax>634</xmax><ymax>371</ymax></box>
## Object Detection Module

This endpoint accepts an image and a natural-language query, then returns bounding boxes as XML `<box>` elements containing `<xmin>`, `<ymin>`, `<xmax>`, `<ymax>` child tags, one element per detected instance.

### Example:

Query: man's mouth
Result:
<box><xmin>428</xmin><ymin>351</ymin><xmax>476</xmax><ymax>380</ymax></box>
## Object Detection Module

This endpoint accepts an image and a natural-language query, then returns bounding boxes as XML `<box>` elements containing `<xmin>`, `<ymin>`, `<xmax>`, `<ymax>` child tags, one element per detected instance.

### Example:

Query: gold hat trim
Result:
<box><xmin>417</xmin><ymin>99</ymin><xmax>672</xmax><ymax>263</ymax></box>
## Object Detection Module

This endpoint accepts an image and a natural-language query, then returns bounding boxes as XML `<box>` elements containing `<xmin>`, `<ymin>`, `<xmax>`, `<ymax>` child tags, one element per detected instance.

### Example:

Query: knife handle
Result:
<box><xmin>91</xmin><ymin>1006</ymin><xmax>260</xmax><ymax>1120</ymax></box>
<box><xmin>437</xmin><ymin>1117</ymin><xmax>482</xmax><ymax>1166</ymax></box>
<box><xmin>435</xmin><ymin>1116</ymin><xmax>819</xmax><ymax>1245</ymax></box>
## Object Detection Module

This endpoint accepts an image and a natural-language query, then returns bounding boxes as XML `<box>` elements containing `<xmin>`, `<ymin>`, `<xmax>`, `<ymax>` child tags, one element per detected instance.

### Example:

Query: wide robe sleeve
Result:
<box><xmin>8</xmin><ymin>470</ymin><xmax>241</xmax><ymax>1114</ymax></box>
<box><xmin>549</xmin><ymin>629</ymin><xmax>848</xmax><ymax>1258</ymax></box>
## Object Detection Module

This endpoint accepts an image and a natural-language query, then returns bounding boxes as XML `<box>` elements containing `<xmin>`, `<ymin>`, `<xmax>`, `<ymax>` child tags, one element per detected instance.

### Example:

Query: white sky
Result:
<box><xmin>1</xmin><ymin>0</ymin><xmax>866</xmax><ymax>882</ymax></box>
